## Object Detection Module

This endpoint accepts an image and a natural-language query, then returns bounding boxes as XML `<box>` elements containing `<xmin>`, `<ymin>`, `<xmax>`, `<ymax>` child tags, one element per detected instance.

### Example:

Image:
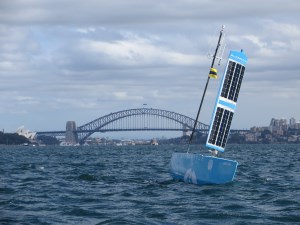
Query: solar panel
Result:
<box><xmin>206</xmin><ymin>50</ymin><xmax>248</xmax><ymax>152</ymax></box>
<box><xmin>220</xmin><ymin>62</ymin><xmax>246</xmax><ymax>103</ymax></box>
<box><xmin>208</xmin><ymin>107</ymin><xmax>234</xmax><ymax>148</ymax></box>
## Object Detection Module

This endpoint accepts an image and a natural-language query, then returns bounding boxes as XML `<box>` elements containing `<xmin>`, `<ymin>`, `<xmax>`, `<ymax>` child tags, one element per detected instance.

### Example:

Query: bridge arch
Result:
<box><xmin>77</xmin><ymin>108</ymin><xmax>209</xmax><ymax>144</ymax></box>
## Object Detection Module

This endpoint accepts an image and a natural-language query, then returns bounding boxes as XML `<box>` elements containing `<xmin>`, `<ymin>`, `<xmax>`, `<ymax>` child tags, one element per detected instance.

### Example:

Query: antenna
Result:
<box><xmin>187</xmin><ymin>25</ymin><xmax>226</xmax><ymax>153</ymax></box>
<box><xmin>207</xmin><ymin>25</ymin><xmax>226</xmax><ymax>66</ymax></box>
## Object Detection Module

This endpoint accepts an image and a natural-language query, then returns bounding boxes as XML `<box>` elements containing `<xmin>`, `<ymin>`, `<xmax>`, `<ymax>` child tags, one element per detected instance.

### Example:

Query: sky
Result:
<box><xmin>0</xmin><ymin>0</ymin><xmax>300</xmax><ymax>138</ymax></box>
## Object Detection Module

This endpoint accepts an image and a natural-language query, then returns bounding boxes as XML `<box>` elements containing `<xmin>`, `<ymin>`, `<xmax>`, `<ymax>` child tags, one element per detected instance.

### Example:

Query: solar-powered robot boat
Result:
<box><xmin>170</xmin><ymin>26</ymin><xmax>248</xmax><ymax>185</ymax></box>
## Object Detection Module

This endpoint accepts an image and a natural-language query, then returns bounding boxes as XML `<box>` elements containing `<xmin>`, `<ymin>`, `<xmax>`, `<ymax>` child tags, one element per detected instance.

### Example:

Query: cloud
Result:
<box><xmin>113</xmin><ymin>92</ymin><xmax>144</xmax><ymax>101</ymax></box>
<box><xmin>78</xmin><ymin>36</ymin><xmax>202</xmax><ymax>68</ymax></box>
<box><xmin>75</xmin><ymin>27</ymin><xmax>96</xmax><ymax>34</ymax></box>
<box><xmin>15</xmin><ymin>96</ymin><xmax>39</xmax><ymax>105</ymax></box>
<box><xmin>1</xmin><ymin>0</ymin><xmax>300</xmax><ymax>26</ymax></box>
<box><xmin>0</xmin><ymin>0</ymin><xmax>300</xmax><ymax>134</ymax></box>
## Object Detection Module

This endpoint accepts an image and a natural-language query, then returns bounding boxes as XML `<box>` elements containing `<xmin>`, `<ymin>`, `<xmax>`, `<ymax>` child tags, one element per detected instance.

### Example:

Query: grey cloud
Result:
<box><xmin>1</xmin><ymin>0</ymin><xmax>299</xmax><ymax>26</ymax></box>
<box><xmin>0</xmin><ymin>0</ymin><xmax>300</xmax><ymax>134</ymax></box>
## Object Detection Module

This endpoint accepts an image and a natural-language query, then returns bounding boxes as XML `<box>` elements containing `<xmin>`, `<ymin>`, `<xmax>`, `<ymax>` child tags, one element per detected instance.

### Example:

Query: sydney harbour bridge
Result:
<box><xmin>36</xmin><ymin>108</ymin><xmax>210</xmax><ymax>144</ymax></box>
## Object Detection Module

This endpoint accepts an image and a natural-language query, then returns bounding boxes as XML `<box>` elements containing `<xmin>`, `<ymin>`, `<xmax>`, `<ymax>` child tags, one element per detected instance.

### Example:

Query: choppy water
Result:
<box><xmin>0</xmin><ymin>144</ymin><xmax>299</xmax><ymax>224</ymax></box>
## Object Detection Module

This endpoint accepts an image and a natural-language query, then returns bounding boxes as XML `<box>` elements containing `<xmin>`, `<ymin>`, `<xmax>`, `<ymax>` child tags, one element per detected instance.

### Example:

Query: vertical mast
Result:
<box><xmin>187</xmin><ymin>25</ymin><xmax>225</xmax><ymax>153</ymax></box>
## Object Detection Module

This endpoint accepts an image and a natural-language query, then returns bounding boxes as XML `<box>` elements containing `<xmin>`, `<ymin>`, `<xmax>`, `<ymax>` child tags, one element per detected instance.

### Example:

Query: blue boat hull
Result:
<box><xmin>170</xmin><ymin>153</ymin><xmax>238</xmax><ymax>185</ymax></box>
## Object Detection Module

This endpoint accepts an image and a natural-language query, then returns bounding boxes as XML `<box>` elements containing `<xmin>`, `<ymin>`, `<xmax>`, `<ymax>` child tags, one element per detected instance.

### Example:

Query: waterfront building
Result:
<box><xmin>290</xmin><ymin>117</ymin><xmax>296</xmax><ymax>129</ymax></box>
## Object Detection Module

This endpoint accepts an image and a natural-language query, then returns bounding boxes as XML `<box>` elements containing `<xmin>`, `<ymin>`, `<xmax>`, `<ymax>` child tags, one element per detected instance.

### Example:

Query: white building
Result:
<box><xmin>16</xmin><ymin>126</ymin><xmax>36</xmax><ymax>140</ymax></box>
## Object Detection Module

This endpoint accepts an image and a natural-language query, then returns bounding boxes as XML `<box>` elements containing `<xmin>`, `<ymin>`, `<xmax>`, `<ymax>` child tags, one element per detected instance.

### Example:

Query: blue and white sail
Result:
<box><xmin>206</xmin><ymin>50</ymin><xmax>248</xmax><ymax>152</ymax></box>
<box><xmin>170</xmin><ymin>25</ymin><xmax>248</xmax><ymax>185</ymax></box>
<box><xmin>170</xmin><ymin>49</ymin><xmax>248</xmax><ymax>185</ymax></box>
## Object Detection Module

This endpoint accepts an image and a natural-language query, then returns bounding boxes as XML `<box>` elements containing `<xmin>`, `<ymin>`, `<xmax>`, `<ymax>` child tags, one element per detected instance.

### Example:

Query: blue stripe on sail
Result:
<box><xmin>218</xmin><ymin>99</ymin><xmax>236</xmax><ymax>111</ymax></box>
<box><xmin>206</xmin><ymin>143</ymin><xmax>225</xmax><ymax>152</ymax></box>
<box><xmin>229</xmin><ymin>50</ymin><xmax>248</xmax><ymax>66</ymax></box>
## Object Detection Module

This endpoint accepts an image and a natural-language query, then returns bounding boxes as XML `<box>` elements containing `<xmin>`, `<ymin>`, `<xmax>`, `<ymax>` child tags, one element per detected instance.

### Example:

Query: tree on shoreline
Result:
<box><xmin>0</xmin><ymin>132</ymin><xmax>29</xmax><ymax>145</ymax></box>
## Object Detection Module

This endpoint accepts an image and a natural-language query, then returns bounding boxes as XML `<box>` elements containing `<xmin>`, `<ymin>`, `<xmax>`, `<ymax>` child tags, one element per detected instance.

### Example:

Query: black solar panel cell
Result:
<box><xmin>208</xmin><ymin>107</ymin><xmax>234</xmax><ymax>149</ymax></box>
<box><xmin>221</xmin><ymin>61</ymin><xmax>236</xmax><ymax>99</ymax></box>
<box><xmin>233</xmin><ymin>66</ymin><xmax>245</xmax><ymax>102</ymax></box>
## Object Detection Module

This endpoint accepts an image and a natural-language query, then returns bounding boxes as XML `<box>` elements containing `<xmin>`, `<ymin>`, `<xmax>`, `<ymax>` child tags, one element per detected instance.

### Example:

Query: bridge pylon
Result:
<box><xmin>182</xmin><ymin>124</ymin><xmax>190</xmax><ymax>137</ymax></box>
<box><xmin>65</xmin><ymin>121</ymin><xmax>78</xmax><ymax>145</ymax></box>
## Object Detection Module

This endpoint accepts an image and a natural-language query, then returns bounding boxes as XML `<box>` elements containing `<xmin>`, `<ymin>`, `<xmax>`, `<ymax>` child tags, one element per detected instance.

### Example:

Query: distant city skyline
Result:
<box><xmin>0</xmin><ymin>0</ymin><xmax>299</xmax><ymax>135</ymax></box>
<box><xmin>18</xmin><ymin>115</ymin><xmax>300</xmax><ymax>140</ymax></box>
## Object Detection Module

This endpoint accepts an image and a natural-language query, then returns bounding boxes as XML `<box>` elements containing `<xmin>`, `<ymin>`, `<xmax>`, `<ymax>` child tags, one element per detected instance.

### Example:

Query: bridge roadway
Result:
<box><xmin>36</xmin><ymin>128</ymin><xmax>209</xmax><ymax>136</ymax></box>
<box><xmin>35</xmin><ymin>108</ymin><xmax>249</xmax><ymax>144</ymax></box>
<box><xmin>36</xmin><ymin>128</ymin><xmax>248</xmax><ymax>136</ymax></box>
